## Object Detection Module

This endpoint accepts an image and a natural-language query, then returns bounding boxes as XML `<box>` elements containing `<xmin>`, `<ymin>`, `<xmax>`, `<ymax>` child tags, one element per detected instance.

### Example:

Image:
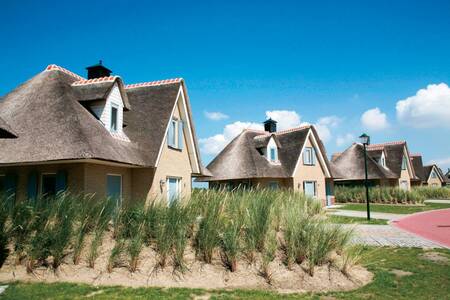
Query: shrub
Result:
<box><xmin>335</xmin><ymin>186</ymin><xmax>426</xmax><ymax>204</ymax></box>
<box><xmin>414</xmin><ymin>187</ymin><xmax>450</xmax><ymax>200</ymax></box>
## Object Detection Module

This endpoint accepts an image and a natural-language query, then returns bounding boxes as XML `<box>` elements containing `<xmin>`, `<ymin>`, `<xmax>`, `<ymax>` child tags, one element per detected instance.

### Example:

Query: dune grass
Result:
<box><xmin>0</xmin><ymin>189</ymin><xmax>360</xmax><ymax>280</ymax></box>
<box><xmin>1</xmin><ymin>247</ymin><xmax>449</xmax><ymax>299</ymax></box>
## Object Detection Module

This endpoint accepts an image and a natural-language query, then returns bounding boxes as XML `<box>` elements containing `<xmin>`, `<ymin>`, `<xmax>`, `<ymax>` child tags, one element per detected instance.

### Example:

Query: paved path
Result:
<box><xmin>393</xmin><ymin>208</ymin><xmax>450</xmax><ymax>248</ymax></box>
<box><xmin>349</xmin><ymin>224</ymin><xmax>442</xmax><ymax>248</ymax></box>
<box><xmin>330</xmin><ymin>209</ymin><xmax>406</xmax><ymax>221</ymax></box>
<box><xmin>424</xmin><ymin>199</ymin><xmax>450</xmax><ymax>204</ymax></box>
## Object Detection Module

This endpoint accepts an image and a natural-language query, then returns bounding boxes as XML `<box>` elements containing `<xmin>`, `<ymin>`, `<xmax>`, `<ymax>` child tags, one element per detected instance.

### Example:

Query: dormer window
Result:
<box><xmin>269</xmin><ymin>146</ymin><xmax>277</xmax><ymax>162</ymax></box>
<box><xmin>380</xmin><ymin>151</ymin><xmax>386</xmax><ymax>168</ymax></box>
<box><xmin>266</xmin><ymin>137</ymin><xmax>278</xmax><ymax>163</ymax></box>
<box><xmin>110</xmin><ymin>105</ymin><xmax>118</xmax><ymax>132</ymax></box>
<box><xmin>168</xmin><ymin>118</ymin><xmax>184</xmax><ymax>150</ymax></box>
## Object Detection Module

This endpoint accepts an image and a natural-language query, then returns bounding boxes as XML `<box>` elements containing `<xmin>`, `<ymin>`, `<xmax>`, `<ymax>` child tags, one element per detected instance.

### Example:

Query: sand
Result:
<box><xmin>0</xmin><ymin>231</ymin><xmax>373</xmax><ymax>294</ymax></box>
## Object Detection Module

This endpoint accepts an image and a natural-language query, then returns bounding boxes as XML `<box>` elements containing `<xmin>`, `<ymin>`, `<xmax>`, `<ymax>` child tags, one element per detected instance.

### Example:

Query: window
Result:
<box><xmin>303</xmin><ymin>181</ymin><xmax>316</xmax><ymax>197</ymax></box>
<box><xmin>107</xmin><ymin>175</ymin><xmax>122</xmax><ymax>204</ymax></box>
<box><xmin>167</xmin><ymin>177</ymin><xmax>181</xmax><ymax>204</ymax></box>
<box><xmin>269</xmin><ymin>147</ymin><xmax>277</xmax><ymax>162</ymax></box>
<box><xmin>430</xmin><ymin>170</ymin><xmax>437</xmax><ymax>178</ymax></box>
<box><xmin>401</xmin><ymin>156</ymin><xmax>407</xmax><ymax>170</ymax></box>
<box><xmin>303</xmin><ymin>147</ymin><xmax>315</xmax><ymax>165</ymax></box>
<box><xmin>381</xmin><ymin>157</ymin><xmax>386</xmax><ymax>167</ymax></box>
<box><xmin>400</xmin><ymin>180</ymin><xmax>409</xmax><ymax>190</ymax></box>
<box><xmin>167</xmin><ymin>118</ymin><xmax>184</xmax><ymax>149</ymax></box>
<box><xmin>110</xmin><ymin>105</ymin><xmax>118</xmax><ymax>132</ymax></box>
<box><xmin>268</xmin><ymin>181</ymin><xmax>279</xmax><ymax>190</ymax></box>
<box><xmin>41</xmin><ymin>173</ymin><xmax>57</xmax><ymax>197</ymax></box>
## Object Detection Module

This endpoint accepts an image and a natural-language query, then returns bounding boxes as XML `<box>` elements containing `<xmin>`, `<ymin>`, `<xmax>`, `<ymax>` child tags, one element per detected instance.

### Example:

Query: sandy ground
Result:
<box><xmin>0</xmin><ymin>231</ymin><xmax>373</xmax><ymax>294</ymax></box>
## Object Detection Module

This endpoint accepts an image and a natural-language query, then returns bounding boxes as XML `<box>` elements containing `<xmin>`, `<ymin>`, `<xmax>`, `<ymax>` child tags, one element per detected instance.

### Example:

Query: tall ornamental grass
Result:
<box><xmin>1</xmin><ymin>189</ymin><xmax>359</xmax><ymax>278</ymax></box>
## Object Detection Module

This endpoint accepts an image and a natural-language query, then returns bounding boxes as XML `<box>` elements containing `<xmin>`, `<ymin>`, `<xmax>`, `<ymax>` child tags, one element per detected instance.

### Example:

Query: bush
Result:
<box><xmin>414</xmin><ymin>187</ymin><xmax>450</xmax><ymax>200</ymax></box>
<box><xmin>335</xmin><ymin>186</ymin><xmax>426</xmax><ymax>204</ymax></box>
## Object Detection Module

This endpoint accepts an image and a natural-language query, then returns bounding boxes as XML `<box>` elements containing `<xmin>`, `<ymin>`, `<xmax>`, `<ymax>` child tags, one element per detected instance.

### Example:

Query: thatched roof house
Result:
<box><xmin>0</xmin><ymin>63</ymin><xmax>208</xmax><ymax>202</ymax></box>
<box><xmin>331</xmin><ymin>141</ymin><xmax>417</xmax><ymax>190</ymax></box>
<box><xmin>199</xmin><ymin>121</ymin><xmax>334</xmax><ymax>205</ymax></box>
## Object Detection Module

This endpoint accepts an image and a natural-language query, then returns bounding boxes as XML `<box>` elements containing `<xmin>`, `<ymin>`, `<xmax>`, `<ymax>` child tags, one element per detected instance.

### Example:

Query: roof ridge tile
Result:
<box><xmin>45</xmin><ymin>64</ymin><xmax>85</xmax><ymax>80</ymax></box>
<box><xmin>125</xmin><ymin>78</ymin><xmax>182</xmax><ymax>89</ymax></box>
<box><xmin>71</xmin><ymin>76</ymin><xmax>118</xmax><ymax>86</ymax></box>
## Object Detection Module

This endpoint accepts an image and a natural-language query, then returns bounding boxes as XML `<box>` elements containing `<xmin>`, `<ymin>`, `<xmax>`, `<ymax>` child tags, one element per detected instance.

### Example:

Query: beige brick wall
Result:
<box><xmin>84</xmin><ymin>163</ymin><xmax>132</xmax><ymax>200</ymax></box>
<box><xmin>147</xmin><ymin>101</ymin><xmax>193</xmax><ymax>204</ymax></box>
<box><xmin>292</xmin><ymin>136</ymin><xmax>327</xmax><ymax>200</ymax></box>
<box><xmin>399</xmin><ymin>159</ymin><xmax>411</xmax><ymax>191</ymax></box>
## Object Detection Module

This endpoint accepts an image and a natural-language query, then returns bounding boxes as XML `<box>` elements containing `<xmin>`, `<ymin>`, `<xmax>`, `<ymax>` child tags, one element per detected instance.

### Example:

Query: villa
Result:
<box><xmin>331</xmin><ymin>141</ymin><xmax>417</xmax><ymax>190</ymax></box>
<box><xmin>0</xmin><ymin>63</ymin><xmax>209</xmax><ymax>204</ymax></box>
<box><xmin>197</xmin><ymin>119</ymin><xmax>335</xmax><ymax>206</ymax></box>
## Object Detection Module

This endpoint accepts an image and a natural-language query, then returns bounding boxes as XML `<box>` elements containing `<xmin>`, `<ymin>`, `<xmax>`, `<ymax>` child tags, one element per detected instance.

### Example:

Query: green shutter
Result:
<box><xmin>27</xmin><ymin>171</ymin><xmax>38</xmax><ymax>201</ymax></box>
<box><xmin>56</xmin><ymin>170</ymin><xmax>67</xmax><ymax>194</ymax></box>
<box><xmin>178</xmin><ymin>120</ymin><xmax>184</xmax><ymax>150</ymax></box>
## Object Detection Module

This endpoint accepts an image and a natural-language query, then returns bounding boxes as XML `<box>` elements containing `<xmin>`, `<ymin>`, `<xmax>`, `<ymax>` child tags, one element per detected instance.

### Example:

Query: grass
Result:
<box><xmin>1</xmin><ymin>247</ymin><xmax>449</xmax><ymax>299</ymax></box>
<box><xmin>328</xmin><ymin>214</ymin><xmax>388</xmax><ymax>225</ymax></box>
<box><xmin>340</xmin><ymin>202</ymin><xmax>450</xmax><ymax>214</ymax></box>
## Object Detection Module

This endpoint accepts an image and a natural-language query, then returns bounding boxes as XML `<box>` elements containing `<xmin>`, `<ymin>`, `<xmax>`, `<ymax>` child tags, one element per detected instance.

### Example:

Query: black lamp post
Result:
<box><xmin>359</xmin><ymin>133</ymin><xmax>371</xmax><ymax>221</ymax></box>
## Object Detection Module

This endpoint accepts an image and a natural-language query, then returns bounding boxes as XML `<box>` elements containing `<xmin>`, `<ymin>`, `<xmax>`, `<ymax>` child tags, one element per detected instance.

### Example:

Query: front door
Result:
<box><xmin>107</xmin><ymin>175</ymin><xmax>122</xmax><ymax>205</ymax></box>
<box><xmin>167</xmin><ymin>177</ymin><xmax>181</xmax><ymax>204</ymax></box>
<box><xmin>400</xmin><ymin>180</ymin><xmax>409</xmax><ymax>191</ymax></box>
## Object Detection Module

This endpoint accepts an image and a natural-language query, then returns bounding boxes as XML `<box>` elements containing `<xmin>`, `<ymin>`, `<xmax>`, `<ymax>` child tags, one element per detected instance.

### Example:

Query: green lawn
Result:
<box><xmin>1</xmin><ymin>247</ymin><xmax>449</xmax><ymax>299</ymax></box>
<box><xmin>339</xmin><ymin>202</ymin><xmax>450</xmax><ymax>214</ymax></box>
<box><xmin>328</xmin><ymin>214</ymin><xmax>388</xmax><ymax>225</ymax></box>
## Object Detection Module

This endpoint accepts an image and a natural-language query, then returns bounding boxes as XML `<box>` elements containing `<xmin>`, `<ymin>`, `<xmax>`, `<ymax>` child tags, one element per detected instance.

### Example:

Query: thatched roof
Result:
<box><xmin>0</xmin><ymin>66</ymin><xmax>206</xmax><ymax>175</ymax></box>
<box><xmin>198</xmin><ymin>125</ymin><xmax>331</xmax><ymax>182</ymax></box>
<box><xmin>367</xmin><ymin>142</ymin><xmax>415</xmax><ymax>178</ymax></box>
<box><xmin>423</xmin><ymin>164</ymin><xmax>446</xmax><ymax>183</ymax></box>
<box><xmin>331</xmin><ymin>143</ymin><xmax>397</xmax><ymax>181</ymax></box>
<box><xmin>411</xmin><ymin>155</ymin><xmax>426</xmax><ymax>182</ymax></box>
<box><xmin>0</xmin><ymin>116</ymin><xmax>17</xmax><ymax>138</ymax></box>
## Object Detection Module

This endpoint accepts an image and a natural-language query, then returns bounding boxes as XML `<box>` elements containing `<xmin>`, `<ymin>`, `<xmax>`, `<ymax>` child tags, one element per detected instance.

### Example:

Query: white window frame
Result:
<box><xmin>269</xmin><ymin>146</ymin><xmax>277</xmax><ymax>162</ymax></box>
<box><xmin>168</xmin><ymin>118</ymin><xmax>183</xmax><ymax>149</ymax></box>
<box><xmin>40</xmin><ymin>172</ymin><xmax>57</xmax><ymax>197</ymax></box>
<box><xmin>303</xmin><ymin>147</ymin><xmax>314</xmax><ymax>166</ymax></box>
<box><xmin>110</xmin><ymin>104</ymin><xmax>119</xmax><ymax>132</ymax></box>
<box><xmin>106</xmin><ymin>174</ymin><xmax>123</xmax><ymax>201</ymax></box>
<box><xmin>303</xmin><ymin>180</ymin><xmax>317</xmax><ymax>197</ymax></box>
<box><xmin>166</xmin><ymin>176</ymin><xmax>182</xmax><ymax>204</ymax></box>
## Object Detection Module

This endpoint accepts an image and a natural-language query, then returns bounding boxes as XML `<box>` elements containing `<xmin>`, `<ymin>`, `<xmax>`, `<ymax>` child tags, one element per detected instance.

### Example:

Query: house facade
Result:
<box><xmin>331</xmin><ymin>141</ymin><xmax>417</xmax><ymax>190</ymax></box>
<box><xmin>411</xmin><ymin>155</ymin><xmax>447</xmax><ymax>187</ymax></box>
<box><xmin>198</xmin><ymin>120</ymin><xmax>334</xmax><ymax>206</ymax></box>
<box><xmin>0</xmin><ymin>63</ymin><xmax>208</xmax><ymax>204</ymax></box>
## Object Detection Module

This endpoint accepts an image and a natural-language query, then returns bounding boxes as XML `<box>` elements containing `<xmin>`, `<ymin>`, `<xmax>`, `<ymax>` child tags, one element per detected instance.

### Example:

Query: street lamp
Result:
<box><xmin>359</xmin><ymin>133</ymin><xmax>371</xmax><ymax>221</ymax></box>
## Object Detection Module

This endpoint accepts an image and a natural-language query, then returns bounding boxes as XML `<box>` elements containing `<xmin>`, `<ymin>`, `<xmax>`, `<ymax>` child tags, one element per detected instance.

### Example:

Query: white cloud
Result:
<box><xmin>396</xmin><ymin>83</ymin><xmax>450</xmax><ymax>128</ymax></box>
<box><xmin>361</xmin><ymin>108</ymin><xmax>389</xmax><ymax>131</ymax></box>
<box><xmin>336</xmin><ymin>133</ymin><xmax>355</xmax><ymax>147</ymax></box>
<box><xmin>428</xmin><ymin>157</ymin><xmax>450</xmax><ymax>169</ymax></box>
<box><xmin>314</xmin><ymin>116</ymin><xmax>342</xmax><ymax>143</ymax></box>
<box><xmin>204</xmin><ymin>111</ymin><xmax>229</xmax><ymax>121</ymax></box>
<box><xmin>265</xmin><ymin>110</ymin><xmax>301</xmax><ymax>131</ymax></box>
<box><xmin>199</xmin><ymin>121</ymin><xmax>263</xmax><ymax>155</ymax></box>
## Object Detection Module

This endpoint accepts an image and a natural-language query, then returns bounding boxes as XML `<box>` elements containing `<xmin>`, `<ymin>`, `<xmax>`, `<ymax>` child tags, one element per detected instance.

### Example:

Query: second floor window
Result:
<box><xmin>110</xmin><ymin>106</ymin><xmax>118</xmax><ymax>132</ymax></box>
<box><xmin>401</xmin><ymin>156</ymin><xmax>407</xmax><ymax>170</ymax></box>
<box><xmin>269</xmin><ymin>147</ymin><xmax>277</xmax><ymax>162</ymax></box>
<box><xmin>168</xmin><ymin>118</ymin><xmax>184</xmax><ymax>150</ymax></box>
<box><xmin>431</xmin><ymin>170</ymin><xmax>437</xmax><ymax>178</ymax></box>
<box><xmin>303</xmin><ymin>147</ymin><xmax>315</xmax><ymax>165</ymax></box>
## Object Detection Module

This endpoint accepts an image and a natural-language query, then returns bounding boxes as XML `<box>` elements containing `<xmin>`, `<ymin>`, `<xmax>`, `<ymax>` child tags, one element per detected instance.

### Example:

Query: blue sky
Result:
<box><xmin>1</xmin><ymin>0</ymin><xmax>450</xmax><ymax>169</ymax></box>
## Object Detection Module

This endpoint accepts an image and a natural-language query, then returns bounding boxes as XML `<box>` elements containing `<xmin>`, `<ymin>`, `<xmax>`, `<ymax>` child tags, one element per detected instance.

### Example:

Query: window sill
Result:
<box><xmin>168</xmin><ymin>145</ymin><xmax>183</xmax><ymax>152</ymax></box>
<box><xmin>303</xmin><ymin>163</ymin><xmax>316</xmax><ymax>166</ymax></box>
